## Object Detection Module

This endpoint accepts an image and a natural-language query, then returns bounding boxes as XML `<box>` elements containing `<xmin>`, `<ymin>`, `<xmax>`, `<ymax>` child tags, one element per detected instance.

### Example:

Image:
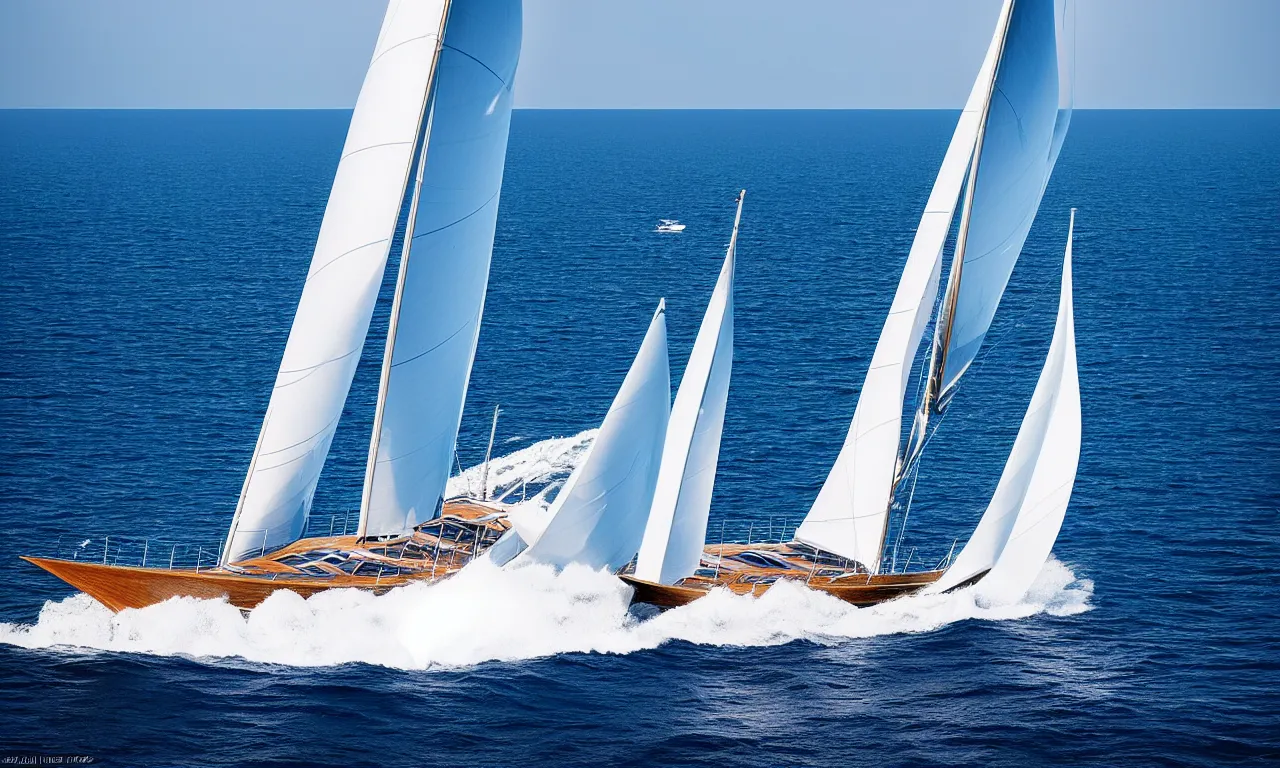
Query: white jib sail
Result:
<box><xmin>791</xmin><ymin>1</ymin><xmax>1013</xmax><ymax>573</ymax></box>
<box><xmin>929</xmin><ymin>210</ymin><xmax>1080</xmax><ymax>599</ymax></box>
<box><xmin>634</xmin><ymin>192</ymin><xmax>743</xmax><ymax>585</ymax></box>
<box><xmin>358</xmin><ymin>0</ymin><xmax>522</xmax><ymax>539</ymax></box>
<box><xmin>937</xmin><ymin>0</ymin><xmax>1064</xmax><ymax>399</ymax></box>
<box><xmin>224</xmin><ymin>0</ymin><xmax>450</xmax><ymax>564</ymax></box>
<box><xmin>519</xmin><ymin>302</ymin><xmax>671</xmax><ymax>572</ymax></box>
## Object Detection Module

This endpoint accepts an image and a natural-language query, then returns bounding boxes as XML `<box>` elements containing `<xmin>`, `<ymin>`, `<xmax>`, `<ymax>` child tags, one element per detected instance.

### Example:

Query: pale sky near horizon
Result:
<box><xmin>1</xmin><ymin>1</ymin><xmax>1276</xmax><ymax>109</ymax></box>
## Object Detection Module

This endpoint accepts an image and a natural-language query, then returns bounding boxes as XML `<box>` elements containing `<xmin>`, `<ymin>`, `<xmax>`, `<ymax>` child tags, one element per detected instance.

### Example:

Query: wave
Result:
<box><xmin>0</xmin><ymin>432</ymin><xmax>1092</xmax><ymax>669</ymax></box>
<box><xmin>0</xmin><ymin>559</ymin><xmax>1091</xmax><ymax>670</ymax></box>
<box><xmin>444</xmin><ymin>429</ymin><xmax>595</xmax><ymax>507</ymax></box>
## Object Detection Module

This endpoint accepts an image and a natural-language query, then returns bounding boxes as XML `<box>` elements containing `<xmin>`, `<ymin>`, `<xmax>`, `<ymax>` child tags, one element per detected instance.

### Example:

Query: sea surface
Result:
<box><xmin>0</xmin><ymin>109</ymin><xmax>1277</xmax><ymax>767</ymax></box>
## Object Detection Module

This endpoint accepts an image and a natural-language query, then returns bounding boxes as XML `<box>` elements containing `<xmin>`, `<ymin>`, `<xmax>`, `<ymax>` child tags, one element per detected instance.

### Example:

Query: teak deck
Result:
<box><xmin>620</xmin><ymin>542</ymin><xmax>944</xmax><ymax>608</ymax></box>
<box><xmin>22</xmin><ymin>500</ymin><xmax>508</xmax><ymax>612</ymax></box>
<box><xmin>25</xmin><ymin>505</ymin><xmax>945</xmax><ymax>613</ymax></box>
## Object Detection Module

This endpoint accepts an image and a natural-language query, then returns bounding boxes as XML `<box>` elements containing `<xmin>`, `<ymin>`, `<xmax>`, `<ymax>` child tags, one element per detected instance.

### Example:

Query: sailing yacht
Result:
<box><xmin>623</xmin><ymin>0</ymin><xmax>1081</xmax><ymax>609</ymax></box>
<box><xmin>22</xmin><ymin>0</ymin><xmax>536</xmax><ymax>612</ymax></box>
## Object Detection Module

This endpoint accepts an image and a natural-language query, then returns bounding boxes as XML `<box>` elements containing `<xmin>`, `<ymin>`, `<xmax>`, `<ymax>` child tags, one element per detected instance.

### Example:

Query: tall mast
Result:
<box><xmin>927</xmin><ymin>0</ymin><xmax>1015</xmax><ymax>414</ymax></box>
<box><xmin>356</xmin><ymin>5</ymin><xmax>452</xmax><ymax>540</ymax></box>
<box><xmin>480</xmin><ymin>404</ymin><xmax>501</xmax><ymax>501</ymax></box>
<box><xmin>896</xmin><ymin>0</ymin><xmax>1016</xmax><ymax>490</ymax></box>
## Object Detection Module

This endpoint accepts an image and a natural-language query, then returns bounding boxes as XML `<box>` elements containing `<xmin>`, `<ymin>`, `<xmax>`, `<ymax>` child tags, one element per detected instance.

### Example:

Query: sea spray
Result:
<box><xmin>445</xmin><ymin>429</ymin><xmax>596</xmax><ymax>505</ymax></box>
<box><xmin>1</xmin><ymin>432</ymin><xmax>1091</xmax><ymax>668</ymax></box>
<box><xmin>0</xmin><ymin>559</ymin><xmax>1091</xmax><ymax>669</ymax></box>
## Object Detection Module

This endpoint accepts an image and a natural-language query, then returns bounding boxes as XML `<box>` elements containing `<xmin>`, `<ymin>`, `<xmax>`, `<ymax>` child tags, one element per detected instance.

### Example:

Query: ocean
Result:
<box><xmin>0</xmin><ymin>109</ymin><xmax>1277</xmax><ymax>766</ymax></box>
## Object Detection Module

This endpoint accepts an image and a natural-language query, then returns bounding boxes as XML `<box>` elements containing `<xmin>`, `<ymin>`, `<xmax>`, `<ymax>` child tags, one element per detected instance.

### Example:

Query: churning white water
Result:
<box><xmin>444</xmin><ymin>429</ymin><xmax>596</xmax><ymax>505</ymax></box>
<box><xmin>0</xmin><ymin>559</ymin><xmax>1092</xmax><ymax>669</ymax></box>
<box><xmin>0</xmin><ymin>433</ymin><xmax>1091</xmax><ymax>669</ymax></box>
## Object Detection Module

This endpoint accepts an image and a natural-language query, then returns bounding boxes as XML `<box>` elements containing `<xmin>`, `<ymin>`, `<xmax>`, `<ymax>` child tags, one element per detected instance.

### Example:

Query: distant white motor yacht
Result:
<box><xmin>656</xmin><ymin>219</ymin><xmax>686</xmax><ymax>233</ymax></box>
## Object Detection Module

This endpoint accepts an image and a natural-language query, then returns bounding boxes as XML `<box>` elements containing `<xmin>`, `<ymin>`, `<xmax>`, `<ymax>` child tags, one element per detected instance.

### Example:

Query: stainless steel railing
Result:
<box><xmin>38</xmin><ymin>535</ymin><xmax>227</xmax><ymax>572</ymax></box>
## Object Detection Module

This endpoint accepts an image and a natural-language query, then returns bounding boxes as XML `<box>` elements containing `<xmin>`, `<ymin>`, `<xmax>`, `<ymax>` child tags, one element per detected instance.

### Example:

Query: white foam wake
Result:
<box><xmin>0</xmin><ymin>558</ymin><xmax>1091</xmax><ymax>669</ymax></box>
<box><xmin>2</xmin><ymin>432</ymin><xmax>1092</xmax><ymax>669</ymax></box>
<box><xmin>445</xmin><ymin>429</ymin><xmax>595</xmax><ymax>507</ymax></box>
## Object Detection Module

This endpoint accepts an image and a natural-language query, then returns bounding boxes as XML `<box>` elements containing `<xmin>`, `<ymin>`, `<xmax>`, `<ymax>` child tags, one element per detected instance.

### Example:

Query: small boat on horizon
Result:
<box><xmin>656</xmin><ymin>219</ymin><xmax>686</xmax><ymax>232</ymax></box>
<box><xmin>622</xmin><ymin>0</ymin><xmax>1080</xmax><ymax>609</ymax></box>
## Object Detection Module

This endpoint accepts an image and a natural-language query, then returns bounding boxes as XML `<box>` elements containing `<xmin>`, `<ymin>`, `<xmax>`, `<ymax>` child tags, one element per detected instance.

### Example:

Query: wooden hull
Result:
<box><xmin>621</xmin><ymin>575</ymin><xmax>713</xmax><ymax>609</ymax></box>
<box><xmin>620</xmin><ymin>542</ymin><xmax>945</xmax><ymax>609</ymax></box>
<box><xmin>20</xmin><ymin>556</ymin><xmax>420</xmax><ymax>612</ymax></box>
<box><xmin>25</xmin><ymin>556</ymin><xmax>943</xmax><ymax>614</ymax></box>
<box><xmin>22</xmin><ymin>500</ymin><xmax>505</xmax><ymax>612</ymax></box>
<box><xmin>620</xmin><ymin>570</ymin><xmax>942</xmax><ymax>609</ymax></box>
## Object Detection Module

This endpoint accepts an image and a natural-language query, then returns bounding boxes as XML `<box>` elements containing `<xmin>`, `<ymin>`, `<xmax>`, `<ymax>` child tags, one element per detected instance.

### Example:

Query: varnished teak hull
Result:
<box><xmin>25</xmin><ymin>556</ymin><xmax>942</xmax><ymax>614</ymax></box>
<box><xmin>22</xmin><ymin>501</ymin><xmax>504</xmax><ymax>612</ymax></box>
<box><xmin>620</xmin><ymin>542</ymin><xmax>944</xmax><ymax>608</ymax></box>
<box><xmin>20</xmin><ymin>556</ymin><xmax>414</xmax><ymax>612</ymax></box>
<box><xmin>621</xmin><ymin>570</ymin><xmax>942</xmax><ymax>609</ymax></box>
<box><xmin>25</xmin><ymin>505</ymin><xmax>945</xmax><ymax>612</ymax></box>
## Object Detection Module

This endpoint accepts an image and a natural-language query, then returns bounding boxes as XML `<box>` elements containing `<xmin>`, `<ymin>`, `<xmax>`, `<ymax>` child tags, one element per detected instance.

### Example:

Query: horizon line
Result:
<box><xmin>2</xmin><ymin>106</ymin><xmax>1278</xmax><ymax>112</ymax></box>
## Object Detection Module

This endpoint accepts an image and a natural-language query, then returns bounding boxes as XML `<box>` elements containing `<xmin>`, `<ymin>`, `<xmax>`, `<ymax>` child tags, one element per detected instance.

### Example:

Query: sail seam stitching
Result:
<box><xmin>440</xmin><ymin>44</ymin><xmax>509</xmax><ymax>86</ymax></box>
<box><xmin>411</xmin><ymin>190</ymin><xmax>500</xmax><ymax>240</ymax></box>
<box><xmin>254</xmin><ymin>413</ymin><xmax>342</xmax><ymax>462</ymax></box>
<box><xmin>306</xmin><ymin>238</ymin><xmax>388</xmax><ymax>281</ymax></box>
<box><xmin>959</xmin><ymin>199</ymin><xmax>1042</xmax><ymax>267</ymax></box>
<box><xmin>253</xmin><ymin>450</ymin><xmax>317</xmax><ymax>474</ymax></box>
<box><xmin>1006</xmin><ymin>478</ymin><xmax>1075</xmax><ymax>538</ymax></box>
<box><xmin>277</xmin><ymin>347</ymin><xmax>360</xmax><ymax>378</ymax></box>
<box><xmin>548</xmin><ymin>452</ymin><xmax>643</xmax><ymax>529</ymax></box>
<box><xmin>377</xmin><ymin>429</ymin><xmax>451</xmax><ymax>464</ymax></box>
<box><xmin>341</xmin><ymin>140</ymin><xmax>414</xmax><ymax>163</ymax></box>
<box><xmin>369</xmin><ymin>32</ymin><xmax>436</xmax><ymax>68</ymax></box>
<box><xmin>389</xmin><ymin>316</ymin><xmax>474</xmax><ymax>369</ymax></box>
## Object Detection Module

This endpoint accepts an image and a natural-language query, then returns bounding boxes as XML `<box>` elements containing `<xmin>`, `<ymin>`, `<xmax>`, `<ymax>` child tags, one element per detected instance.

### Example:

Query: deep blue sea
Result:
<box><xmin>1</xmin><ymin>109</ymin><xmax>1277</xmax><ymax>767</ymax></box>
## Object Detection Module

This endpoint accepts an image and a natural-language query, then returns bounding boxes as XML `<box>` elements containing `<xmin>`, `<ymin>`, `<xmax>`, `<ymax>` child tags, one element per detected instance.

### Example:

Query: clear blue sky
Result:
<box><xmin>1</xmin><ymin>0</ymin><xmax>1276</xmax><ymax>109</ymax></box>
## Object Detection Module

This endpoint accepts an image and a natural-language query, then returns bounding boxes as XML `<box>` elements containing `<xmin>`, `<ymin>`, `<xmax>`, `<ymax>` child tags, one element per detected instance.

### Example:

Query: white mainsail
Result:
<box><xmin>224</xmin><ymin>0</ymin><xmax>451</xmax><ymax>564</ymax></box>
<box><xmin>519</xmin><ymin>302</ymin><xmax>671</xmax><ymax>571</ymax></box>
<box><xmin>634</xmin><ymin>192</ymin><xmax>743</xmax><ymax>585</ymax></box>
<box><xmin>792</xmin><ymin>0</ymin><xmax>1014</xmax><ymax>572</ymax></box>
<box><xmin>903</xmin><ymin>0</ymin><xmax>1071</xmax><ymax>482</ymax></box>
<box><xmin>934</xmin><ymin>0</ymin><xmax>1064</xmax><ymax>401</ymax></box>
<box><xmin>358</xmin><ymin>0</ymin><xmax>522</xmax><ymax>539</ymax></box>
<box><xmin>929</xmin><ymin>210</ymin><xmax>1080</xmax><ymax>600</ymax></box>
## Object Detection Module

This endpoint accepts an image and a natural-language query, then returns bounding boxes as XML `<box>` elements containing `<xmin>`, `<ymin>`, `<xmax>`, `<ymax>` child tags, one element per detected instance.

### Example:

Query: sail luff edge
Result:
<box><xmin>925</xmin><ymin>0</ymin><xmax>1017</xmax><ymax>415</ymax></box>
<box><xmin>356</xmin><ymin>2</ymin><xmax>453</xmax><ymax>541</ymax></box>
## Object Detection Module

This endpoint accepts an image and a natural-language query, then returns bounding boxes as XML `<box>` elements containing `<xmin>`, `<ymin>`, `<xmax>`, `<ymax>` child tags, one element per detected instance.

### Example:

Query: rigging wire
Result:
<box><xmin>889</xmin><ymin>263</ymin><xmax>1061</xmax><ymax>565</ymax></box>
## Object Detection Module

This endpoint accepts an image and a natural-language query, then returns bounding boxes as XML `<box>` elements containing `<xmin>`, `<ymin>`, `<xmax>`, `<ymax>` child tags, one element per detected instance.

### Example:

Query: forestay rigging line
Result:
<box><xmin>890</xmin><ymin>260</ymin><xmax>1063</xmax><ymax>560</ymax></box>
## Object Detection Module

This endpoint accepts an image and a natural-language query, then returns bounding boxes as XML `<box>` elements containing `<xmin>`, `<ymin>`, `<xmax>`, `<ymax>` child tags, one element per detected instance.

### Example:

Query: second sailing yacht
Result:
<box><xmin>623</xmin><ymin>0</ymin><xmax>1080</xmax><ymax>609</ymax></box>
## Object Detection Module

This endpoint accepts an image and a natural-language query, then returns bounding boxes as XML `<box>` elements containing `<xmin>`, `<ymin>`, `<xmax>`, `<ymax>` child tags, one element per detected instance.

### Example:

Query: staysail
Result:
<box><xmin>791</xmin><ymin>0</ymin><xmax>1014</xmax><ymax>573</ymax></box>
<box><xmin>224</xmin><ymin>0</ymin><xmax>450</xmax><ymax>564</ymax></box>
<box><xmin>929</xmin><ymin>210</ymin><xmax>1080</xmax><ymax>600</ymax></box>
<box><xmin>519</xmin><ymin>302</ymin><xmax>671</xmax><ymax>571</ymax></box>
<box><xmin>358</xmin><ymin>0</ymin><xmax>522</xmax><ymax>539</ymax></box>
<box><xmin>634</xmin><ymin>192</ymin><xmax>742</xmax><ymax>585</ymax></box>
